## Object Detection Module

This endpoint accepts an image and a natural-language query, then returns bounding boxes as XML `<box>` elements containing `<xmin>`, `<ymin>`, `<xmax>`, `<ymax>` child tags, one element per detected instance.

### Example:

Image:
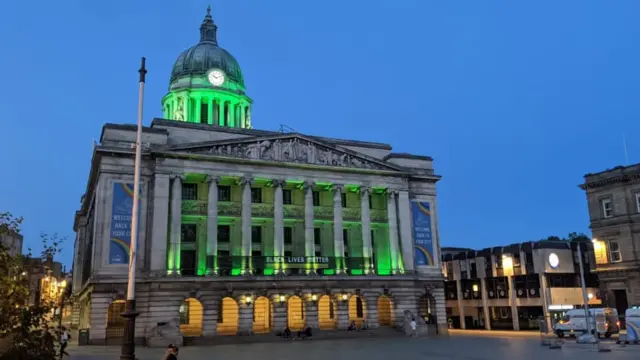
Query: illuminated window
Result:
<box><xmin>601</xmin><ymin>198</ymin><xmax>613</xmax><ymax>218</ymax></box>
<box><xmin>609</xmin><ymin>240</ymin><xmax>622</xmax><ymax>263</ymax></box>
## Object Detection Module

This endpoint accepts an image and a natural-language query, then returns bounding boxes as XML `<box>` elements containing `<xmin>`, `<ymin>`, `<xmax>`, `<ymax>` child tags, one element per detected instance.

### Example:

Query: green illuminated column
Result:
<box><xmin>360</xmin><ymin>186</ymin><xmax>374</xmax><ymax>274</ymax></box>
<box><xmin>246</xmin><ymin>107</ymin><xmax>252</xmax><ymax>128</ymax></box>
<box><xmin>172</xmin><ymin>97</ymin><xmax>178</xmax><ymax>120</ymax></box>
<box><xmin>386</xmin><ymin>190</ymin><xmax>400</xmax><ymax>274</ymax></box>
<box><xmin>168</xmin><ymin>174</ymin><xmax>184</xmax><ymax>275</ymax></box>
<box><xmin>195</xmin><ymin>96</ymin><xmax>202</xmax><ymax>123</ymax></box>
<box><xmin>303</xmin><ymin>181</ymin><xmax>315</xmax><ymax>274</ymax></box>
<box><xmin>183</xmin><ymin>94</ymin><xmax>190</xmax><ymax>122</ymax></box>
<box><xmin>273</xmin><ymin>180</ymin><xmax>285</xmax><ymax>273</ymax></box>
<box><xmin>240</xmin><ymin>104</ymin><xmax>246</xmax><ymax>128</ymax></box>
<box><xmin>229</xmin><ymin>102</ymin><xmax>236</xmax><ymax>127</ymax></box>
<box><xmin>206</xmin><ymin>176</ymin><xmax>219</xmax><ymax>274</ymax></box>
<box><xmin>207</xmin><ymin>98</ymin><xmax>214</xmax><ymax>125</ymax></box>
<box><xmin>218</xmin><ymin>100</ymin><xmax>225</xmax><ymax>126</ymax></box>
<box><xmin>332</xmin><ymin>185</ymin><xmax>345</xmax><ymax>273</ymax></box>
<box><xmin>240</xmin><ymin>176</ymin><xmax>253</xmax><ymax>274</ymax></box>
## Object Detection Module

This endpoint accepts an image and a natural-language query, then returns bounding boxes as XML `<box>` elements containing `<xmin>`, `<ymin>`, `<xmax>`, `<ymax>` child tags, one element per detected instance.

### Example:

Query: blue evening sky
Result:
<box><xmin>1</xmin><ymin>0</ymin><xmax>639</xmax><ymax>267</ymax></box>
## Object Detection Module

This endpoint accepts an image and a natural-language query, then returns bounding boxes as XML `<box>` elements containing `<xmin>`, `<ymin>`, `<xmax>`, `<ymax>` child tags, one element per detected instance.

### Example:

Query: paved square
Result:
<box><xmin>68</xmin><ymin>334</ymin><xmax>640</xmax><ymax>360</ymax></box>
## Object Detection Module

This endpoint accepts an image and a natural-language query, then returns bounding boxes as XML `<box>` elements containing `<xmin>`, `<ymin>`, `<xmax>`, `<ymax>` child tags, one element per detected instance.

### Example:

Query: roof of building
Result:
<box><xmin>442</xmin><ymin>239</ymin><xmax>592</xmax><ymax>262</ymax></box>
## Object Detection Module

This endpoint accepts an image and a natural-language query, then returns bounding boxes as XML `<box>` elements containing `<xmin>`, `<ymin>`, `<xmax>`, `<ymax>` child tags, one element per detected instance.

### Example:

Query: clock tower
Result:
<box><xmin>161</xmin><ymin>6</ymin><xmax>253</xmax><ymax>128</ymax></box>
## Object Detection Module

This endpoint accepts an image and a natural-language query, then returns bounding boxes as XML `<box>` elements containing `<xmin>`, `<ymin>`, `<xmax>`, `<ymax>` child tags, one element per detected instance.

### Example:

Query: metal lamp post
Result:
<box><xmin>577</xmin><ymin>241</ymin><xmax>595</xmax><ymax>343</ymax></box>
<box><xmin>119</xmin><ymin>57</ymin><xmax>147</xmax><ymax>360</ymax></box>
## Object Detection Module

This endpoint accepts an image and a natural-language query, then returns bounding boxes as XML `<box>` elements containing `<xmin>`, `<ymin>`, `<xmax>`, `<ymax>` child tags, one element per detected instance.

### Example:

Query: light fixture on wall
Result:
<box><xmin>588</xmin><ymin>293</ymin><xmax>594</xmax><ymax>300</ymax></box>
<box><xmin>472</xmin><ymin>284</ymin><xmax>479</xmax><ymax>292</ymax></box>
<box><xmin>244</xmin><ymin>295</ymin><xmax>253</xmax><ymax>304</ymax></box>
<box><xmin>278</xmin><ymin>295</ymin><xmax>286</xmax><ymax>303</ymax></box>
<box><xmin>341</xmin><ymin>294</ymin><xmax>348</xmax><ymax>301</ymax></box>
<box><xmin>311</xmin><ymin>294</ymin><xmax>318</xmax><ymax>301</ymax></box>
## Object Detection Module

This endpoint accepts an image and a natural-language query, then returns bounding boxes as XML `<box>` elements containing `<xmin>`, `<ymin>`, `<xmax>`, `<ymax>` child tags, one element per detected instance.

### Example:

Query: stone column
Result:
<box><xmin>480</xmin><ymin>277</ymin><xmax>491</xmax><ymax>330</ymax></box>
<box><xmin>183</xmin><ymin>95</ymin><xmax>190</xmax><ymax>121</ymax></box>
<box><xmin>172</xmin><ymin>97</ymin><xmax>177</xmax><ymax>120</ymax></box>
<box><xmin>509</xmin><ymin>276</ymin><xmax>519</xmax><ymax>330</ymax></box>
<box><xmin>432</xmin><ymin>287</ymin><xmax>449</xmax><ymax>335</ymax></box>
<box><xmin>305</xmin><ymin>299</ymin><xmax>319</xmax><ymax>329</ymax></box>
<box><xmin>150</xmin><ymin>173</ymin><xmax>170</xmax><ymax>275</ymax></box>
<box><xmin>272</xmin><ymin>301</ymin><xmax>287</xmax><ymax>332</ymax></box>
<box><xmin>540</xmin><ymin>273</ymin><xmax>552</xmax><ymax>333</ymax></box>
<box><xmin>456</xmin><ymin>280</ymin><xmax>466</xmax><ymax>329</ymax></box>
<box><xmin>240</xmin><ymin>104</ymin><xmax>246</xmax><ymax>128</ymax></box>
<box><xmin>360</xmin><ymin>187</ymin><xmax>373</xmax><ymax>273</ymax></box>
<box><xmin>387</xmin><ymin>190</ymin><xmax>400</xmax><ymax>274</ymax></box>
<box><xmin>169</xmin><ymin>174</ymin><xmax>184</xmax><ymax>275</ymax></box>
<box><xmin>218</xmin><ymin>99</ymin><xmax>225</xmax><ymax>126</ymax></box>
<box><xmin>240</xmin><ymin>176</ymin><xmax>253</xmax><ymax>274</ymax></box>
<box><xmin>273</xmin><ymin>180</ymin><xmax>285</xmax><ymax>273</ymax></box>
<box><xmin>336</xmin><ymin>298</ymin><xmax>349</xmax><ymax>330</ymax></box>
<box><xmin>207</xmin><ymin>98</ymin><xmax>214</xmax><ymax>125</ymax></box>
<box><xmin>397</xmin><ymin>190</ymin><xmax>414</xmax><ymax>272</ymax></box>
<box><xmin>206</xmin><ymin>176</ymin><xmax>219</xmax><ymax>274</ymax></box>
<box><xmin>332</xmin><ymin>185</ymin><xmax>344</xmax><ymax>273</ymax></box>
<box><xmin>229</xmin><ymin>102</ymin><xmax>235</xmax><ymax>127</ymax></box>
<box><xmin>303</xmin><ymin>181</ymin><xmax>315</xmax><ymax>264</ymax></box>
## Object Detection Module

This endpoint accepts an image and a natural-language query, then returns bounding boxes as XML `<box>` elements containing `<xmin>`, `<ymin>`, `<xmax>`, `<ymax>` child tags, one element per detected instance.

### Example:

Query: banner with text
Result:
<box><xmin>109</xmin><ymin>183</ymin><xmax>140</xmax><ymax>264</ymax></box>
<box><xmin>412</xmin><ymin>201</ymin><xmax>435</xmax><ymax>266</ymax></box>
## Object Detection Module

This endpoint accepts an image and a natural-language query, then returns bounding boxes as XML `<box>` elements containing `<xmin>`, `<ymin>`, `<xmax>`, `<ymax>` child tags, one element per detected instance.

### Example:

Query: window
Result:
<box><xmin>182</xmin><ymin>183</ymin><xmax>198</xmax><ymax>200</ymax></box>
<box><xmin>218</xmin><ymin>186</ymin><xmax>231</xmax><ymax>202</ymax></box>
<box><xmin>251</xmin><ymin>188</ymin><xmax>262</xmax><ymax>203</ymax></box>
<box><xmin>312</xmin><ymin>191</ymin><xmax>320</xmax><ymax>206</ymax></box>
<box><xmin>601</xmin><ymin>198</ymin><xmax>613</xmax><ymax>218</ymax></box>
<box><xmin>252</xmin><ymin>250</ymin><xmax>261</xmax><ymax>257</ymax></box>
<box><xmin>314</xmin><ymin>228</ymin><xmax>321</xmax><ymax>245</ymax></box>
<box><xmin>200</xmin><ymin>102</ymin><xmax>208</xmax><ymax>124</ymax></box>
<box><xmin>283</xmin><ymin>189</ymin><xmax>292</xmax><ymax>205</ymax></box>
<box><xmin>636</xmin><ymin>193</ymin><xmax>640</xmax><ymax>213</ymax></box>
<box><xmin>356</xmin><ymin>297</ymin><xmax>364</xmax><ymax>318</ymax></box>
<box><xmin>251</xmin><ymin>226</ymin><xmax>262</xmax><ymax>244</ymax></box>
<box><xmin>341</xmin><ymin>193</ymin><xmax>347</xmax><ymax>207</ymax></box>
<box><xmin>369</xmin><ymin>194</ymin><xmax>373</xmax><ymax>209</ymax></box>
<box><xmin>609</xmin><ymin>240</ymin><xmax>622</xmax><ymax>263</ymax></box>
<box><xmin>315</xmin><ymin>251</ymin><xmax>321</xmax><ymax>257</ymax></box>
<box><xmin>371</xmin><ymin>230</ymin><xmax>375</xmax><ymax>247</ymax></box>
<box><xmin>343</xmin><ymin>229</ymin><xmax>349</xmax><ymax>245</ymax></box>
<box><xmin>217</xmin><ymin>250</ymin><xmax>229</xmax><ymax>257</ymax></box>
<box><xmin>217</xmin><ymin>225</ymin><xmax>230</xmax><ymax>243</ymax></box>
<box><xmin>284</xmin><ymin>251</ymin><xmax>292</xmax><ymax>257</ymax></box>
<box><xmin>284</xmin><ymin>227</ymin><xmax>293</xmax><ymax>245</ymax></box>
<box><xmin>181</xmin><ymin>224</ymin><xmax>197</xmax><ymax>243</ymax></box>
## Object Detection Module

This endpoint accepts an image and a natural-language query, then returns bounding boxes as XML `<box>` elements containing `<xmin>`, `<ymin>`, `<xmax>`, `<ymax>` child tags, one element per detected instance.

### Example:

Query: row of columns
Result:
<box><xmin>164</xmin><ymin>93</ymin><xmax>251</xmax><ymax>128</ymax></box>
<box><xmin>166</xmin><ymin>175</ymin><xmax>416</xmax><ymax>275</ymax></box>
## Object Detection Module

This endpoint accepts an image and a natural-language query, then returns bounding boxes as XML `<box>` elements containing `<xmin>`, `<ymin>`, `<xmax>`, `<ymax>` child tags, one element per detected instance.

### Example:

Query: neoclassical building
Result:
<box><xmin>70</xmin><ymin>9</ymin><xmax>446</xmax><ymax>345</ymax></box>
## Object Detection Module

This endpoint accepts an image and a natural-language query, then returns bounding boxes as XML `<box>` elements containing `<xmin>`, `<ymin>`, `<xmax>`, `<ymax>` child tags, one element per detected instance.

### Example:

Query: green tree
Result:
<box><xmin>0</xmin><ymin>212</ymin><xmax>65</xmax><ymax>360</ymax></box>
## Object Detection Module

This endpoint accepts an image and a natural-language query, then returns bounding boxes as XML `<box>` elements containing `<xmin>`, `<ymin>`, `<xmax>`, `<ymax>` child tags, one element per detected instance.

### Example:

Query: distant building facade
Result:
<box><xmin>0</xmin><ymin>229</ymin><xmax>23</xmax><ymax>257</ymax></box>
<box><xmin>442</xmin><ymin>240</ymin><xmax>600</xmax><ymax>331</ymax></box>
<box><xmin>580</xmin><ymin>163</ymin><xmax>640</xmax><ymax>313</ymax></box>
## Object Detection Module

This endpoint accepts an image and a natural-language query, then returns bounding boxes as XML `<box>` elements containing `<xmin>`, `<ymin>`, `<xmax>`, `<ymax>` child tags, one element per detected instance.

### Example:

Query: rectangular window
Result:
<box><xmin>343</xmin><ymin>229</ymin><xmax>349</xmax><ymax>245</ymax></box>
<box><xmin>369</xmin><ymin>194</ymin><xmax>373</xmax><ymax>209</ymax></box>
<box><xmin>371</xmin><ymin>230</ymin><xmax>375</xmax><ymax>247</ymax></box>
<box><xmin>182</xmin><ymin>183</ymin><xmax>198</xmax><ymax>200</ymax></box>
<box><xmin>200</xmin><ymin>103</ymin><xmax>208</xmax><ymax>124</ymax></box>
<box><xmin>601</xmin><ymin>198</ymin><xmax>613</xmax><ymax>218</ymax></box>
<box><xmin>609</xmin><ymin>240</ymin><xmax>622</xmax><ymax>263</ymax></box>
<box><xmin>218</xmin><ymin>186</ymin><xmax>231</xmax><ymax>202</ymax></box>
<box><xmin>251</xmin><ymin>226</ymin><xmax>262</xmax><ymax>244</ymax></box>
<box><xmin>181</xmin><ymin>224</ymin><xmax>197</xmax><ymax>243</ymax></box>
<box><xmin>251</xmin><ymin>188</ymin><xmax>262</xmax><ymax>203</ymax></box>
<box><xmin>312</xmin><ymin>191</ymin><xmax>320</xmax><ymax>206</ymax></box>
<box><xmin>217</xmin><ymin>225</ymin><xmax>230</xmax><ymax>243</ymax></box>
<box><xmin>251</xmin><ymin>250</ymin><xmax>261</xmax><ymax>257</ymax></box>
<box><xmin>283</xmin><ymin>189</ymin><xmax>292</xmax><ymax>205</ymax></box>
<box><xmin>314</xmin><ymin>228</ymin><xmax>321</xmax><ymax>245</ymax></box>
<box><xmin>341</xmin><ymin>193</ymin><xmax>347</xmax><ymax>207</ymax></box>
<box><xmin>636</xmin><ymin>193</ymin><xmax>640</xmax><ymax>213</ymax></box>
<box><xmin>315</xmin><ymin>251</ymin><xmax>321</xmax><ymax>257</ymax></box>
<box><xmin>284</xmin><ymin>227</ymin><xmax>293</xmax><ymax>245</ymax></box>
<box><xmin>284</xmin><ymin>250</ymin><xmax>292</xmax><ymax>257</ymax></box>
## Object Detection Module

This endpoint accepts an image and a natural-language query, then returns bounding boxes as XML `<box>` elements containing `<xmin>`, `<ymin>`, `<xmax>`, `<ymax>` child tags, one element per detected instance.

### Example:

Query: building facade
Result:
<box><xmin>0</xmin><ymin>228</ymin><xmax>23</xmax><ymax>257</ymax></box>
<box><xmin>580</xmin><ymin>163</ymin><xmax>640</xmax><ymax>314</ymax></box>
<box><xmin>442</xmin><ymin>240</ymin><xmax>601</xmax><ymax>331</ymax></box>
<box><xmin>70</xmin><ymin>9</ymin><xmax>447</xmax><ymax>345</ymax></box>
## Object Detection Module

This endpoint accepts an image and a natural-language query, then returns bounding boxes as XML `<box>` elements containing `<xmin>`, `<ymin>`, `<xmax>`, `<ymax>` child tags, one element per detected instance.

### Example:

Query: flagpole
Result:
<box><xmin>120</xmin><ymin>57</ymin><xmax>146</xmax><ymax>360</ymax></box>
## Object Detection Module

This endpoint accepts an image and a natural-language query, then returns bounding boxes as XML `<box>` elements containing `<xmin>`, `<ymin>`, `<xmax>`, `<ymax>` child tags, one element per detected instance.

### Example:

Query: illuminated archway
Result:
<box><xmin>348</xmin><ymin>295</ymin><xmax>367</xmax><ymax>328</ymax></box>
<box><xmin>253</xmin><ymin>296</ymin><xmax>271</xmax><ymax>334</ymax></box>
<box><xmin>287</xmin><ymin>296</ymin><xmax>305</xmax><ymax>331</ymax></box>
<box><xmin>377</xmin><ymin>295</ymin><xmax>393</xmax><ymax>327</ymax></box>
<box><xmin>106</xmin><ymin>300</ymin><xmax>126</xmax><ymax>340</ymax></box>
<box><xmin>318</xmin><ymin>295</ymin><xmax>336</xmax><ymax>330</ymax></box>
<box><xmin>179</xmin><ymin>298</ymin><xmax>204</xmax><ymax>337</ymax></box>
<box><xmin>217</xmin><ymin>297</ymin><xmax>239</xmax><ymax>336</ymax></box>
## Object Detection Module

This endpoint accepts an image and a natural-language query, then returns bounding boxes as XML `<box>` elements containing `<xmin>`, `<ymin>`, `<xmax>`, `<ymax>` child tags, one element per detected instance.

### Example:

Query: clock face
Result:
<box><xmin>548</xmin><ymin>253</ymin><xmax>559</xmax><ymax>269</ymax></box>
<box><xmin>208</xmin><ymin>69</ymin><xmax>225</xmax><ymax>86</ymax></box>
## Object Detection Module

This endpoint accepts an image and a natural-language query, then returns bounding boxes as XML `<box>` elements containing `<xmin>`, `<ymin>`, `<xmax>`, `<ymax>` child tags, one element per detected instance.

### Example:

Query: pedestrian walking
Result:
<box><xmin>162</xmin><ymin>344</ymin><xmax>179</xmax><ymax>360</ymax></box>
<box><xmin>59</xmin><ymin>327</ymin><xmax>70</xmax><ymax>359</ymax></box>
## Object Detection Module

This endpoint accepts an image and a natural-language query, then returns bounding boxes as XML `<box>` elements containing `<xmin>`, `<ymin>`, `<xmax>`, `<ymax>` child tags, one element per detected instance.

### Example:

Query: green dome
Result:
<box><xmin>169</xmin><ymin>7</ymin><xmax>244</xmax><ymax>86</ymax></box>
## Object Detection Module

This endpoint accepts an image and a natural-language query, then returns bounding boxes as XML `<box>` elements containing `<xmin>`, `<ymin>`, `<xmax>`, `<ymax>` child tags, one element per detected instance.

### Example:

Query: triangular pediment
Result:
<box><xmin>163</xmin><ymin>134</ymin><xmax>403</xmax><ymax>172</ymax></box>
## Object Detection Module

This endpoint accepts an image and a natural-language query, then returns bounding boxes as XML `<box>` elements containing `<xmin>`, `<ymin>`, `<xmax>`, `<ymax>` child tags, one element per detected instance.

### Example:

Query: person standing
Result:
<box><xmin>162</xmin><ymin>344</ymin><xmax>179</xmax><ymax>360</ymax></box>
<box><xmin>410</xmin><ymin>318</ymin><xmax>417</xmax><ymax>337</ymax></box>
<box><xmin>59</xmin><ymin>327</ymin><xmax>70</xmax><ymax>359</ymax></box>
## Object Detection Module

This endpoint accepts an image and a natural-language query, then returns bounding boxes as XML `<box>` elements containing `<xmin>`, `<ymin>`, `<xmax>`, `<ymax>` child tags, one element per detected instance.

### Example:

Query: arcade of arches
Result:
<box><xmin>102</xmin><ymin>292</ymin><xmax>435</xmax><ymax>338</ymax></box>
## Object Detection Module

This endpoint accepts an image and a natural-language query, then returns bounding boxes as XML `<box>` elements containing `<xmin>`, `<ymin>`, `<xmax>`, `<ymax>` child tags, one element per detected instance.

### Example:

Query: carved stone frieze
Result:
<box><xmin>343</xmin><ymin>207</ymin><xmax>361</xmax><ymax>221</ymax></box>
<box><xmin>283</xmin><ymin>205</ymin><xmax>304</xmax><ymax>219</ymax></box>
<box><xmin>188</xmin><ymin>136</ymin><xmax>394</xmax><ymax>171</ymax></box>
<box><xmin>313</xmin><ymin>206</ymin><xmax>334</xmax><ymax>219</ymax></box>
<box><xmin>370</xmin><ymin>209</ymin><xmax>388</xmax><ymax>223</ymax></box>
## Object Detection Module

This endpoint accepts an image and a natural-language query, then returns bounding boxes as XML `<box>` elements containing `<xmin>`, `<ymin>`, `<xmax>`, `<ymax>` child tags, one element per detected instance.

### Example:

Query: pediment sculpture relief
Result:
<box><xmin>190</xmin><ymin>137</ymin><xmax>392</xmax><ymax>170</ymax></box>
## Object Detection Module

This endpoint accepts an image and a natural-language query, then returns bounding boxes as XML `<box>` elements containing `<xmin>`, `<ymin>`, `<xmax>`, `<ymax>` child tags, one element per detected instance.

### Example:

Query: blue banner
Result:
<box><xmin>412</xmin><ymin>201</ymin><xmax>435</xmax><ymax>266</ymax></box>
<box><xmin>109</xmin><ymin>183</ymin><xmax>138</xmax><ymax>264</ymax></box>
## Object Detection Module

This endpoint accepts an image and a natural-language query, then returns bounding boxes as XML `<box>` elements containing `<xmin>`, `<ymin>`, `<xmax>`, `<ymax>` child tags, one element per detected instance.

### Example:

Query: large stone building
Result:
<box><xmin>70</xmin><ymin>9</ymin><xmax>446</xmax><ymax>344</ymax></box>
<box><xmin>580</xmin><ymin>163</ymin><xmax>640</xmax><ymax>314</ymax></box>
<box><xmin>442</xmin><ymin>239</ymin><xmax>600</xmax><ymax>332</ymax></box>
<box><xmin>0</xmin><ymin>228</ymin><xmax>23</xmax><ymax>257</ymax></box>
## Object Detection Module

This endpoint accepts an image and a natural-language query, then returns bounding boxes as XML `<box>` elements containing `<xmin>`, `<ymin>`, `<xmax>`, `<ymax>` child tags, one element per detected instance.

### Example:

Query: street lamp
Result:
<box><xmin>119</xmin><ymin>57</ymin><xmax>147</xmax><ymax>360</ymax></box>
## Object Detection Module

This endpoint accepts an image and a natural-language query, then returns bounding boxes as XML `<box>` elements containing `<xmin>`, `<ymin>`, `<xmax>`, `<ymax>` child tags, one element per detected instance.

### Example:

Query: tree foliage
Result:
<box><xmin>541</xmin><ymin>232</ymin><xmax>591</xmax><ymax>243</ymax></box>
<box><xmin>0</xmin><ymin>212</ymin><xmax>66</xmax><ymax>360</ymax></box>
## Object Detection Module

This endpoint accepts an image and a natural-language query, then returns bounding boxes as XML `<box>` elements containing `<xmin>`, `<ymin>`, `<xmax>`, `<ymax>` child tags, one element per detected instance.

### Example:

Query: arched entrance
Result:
<box><xmin>217</xmin><ymin>297</ymin><xmax>239</xmax><ymax>336</ymax></box>
<box><xmin>253</xmin><ymin>296</ymin><xmax>271</xmax><ymax>334</ymax></box>
<box><xmin>348</xmin><ymin>295</ymin><xmax>367</xmax><ymax>328</ymax></box>
<box><xmin>179</xmin><ymin>298</ymin><xmax>204</xmax><ymax>337</ymax></box>
<box><xmin>106</xmin><ymin>300</ymin><xmax>126</xmax><ymax>344</ymax></box>
<box><xmin>317</xmin><ymin>295</ymin><xmax>336</xmax><ymax>330</ymax></box>
<box><xmin>287</xmin><ymin>296</ymin><xmax>305</xmax><ymax>331</ymax></box>
<box><xmin>418</xmin><ymin>294</ymin><xmax>436</xmax><ymax>323</ymax></box>
<box><xmin>377</xmin><ymin>295</ymin><xmax>393</xmax><ymax>327</ymax></box>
